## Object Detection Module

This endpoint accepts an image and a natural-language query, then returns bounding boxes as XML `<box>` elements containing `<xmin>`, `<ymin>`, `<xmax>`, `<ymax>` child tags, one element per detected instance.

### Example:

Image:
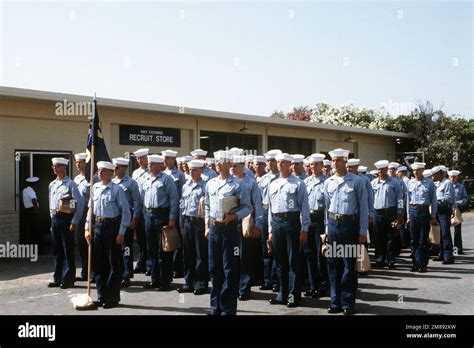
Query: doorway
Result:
<box><xmin>16</xmin><ymin>150</ymin><xmax>73</xmax><ymax>252</ymax></box>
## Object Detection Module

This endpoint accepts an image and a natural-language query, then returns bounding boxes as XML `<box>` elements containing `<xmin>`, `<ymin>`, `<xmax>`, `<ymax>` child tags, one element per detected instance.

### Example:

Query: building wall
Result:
<box><xmin>0</xmin><ymin>96</ymin><xmax>397</xmax><ymax>244</ymax></box>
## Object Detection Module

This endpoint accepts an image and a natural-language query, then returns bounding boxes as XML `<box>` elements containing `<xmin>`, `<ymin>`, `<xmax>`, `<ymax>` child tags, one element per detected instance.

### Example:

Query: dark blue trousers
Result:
<box><xmin>173</xmin><ymin>220</ymin><xmax>184</xmax><ymax>277</ymax></box>
<box><xmin>239</xmin><ymin>223</ymin><xmax>261</xmax><ymax>295</ymax></box>
<box><xmin>437</xmin><ymin>206</ymin><xmax>454</xmax><ymax>262</ymax></box>
<box><xmin>51</xmin><ymin>213</ymin><xmax>76</xmax><ymax>286</ymax></box>
<box><xmin>409</xmin><ymin>207</ymin><xmax>431</xmax><ymax>268</ymax></box>
<box><xmin>144</xmin><ymin>209</ymin><xmax>172</xmax><ymax>285</ymax></box>
<box><xmin>327</xmin><ymin>218</ymin><xmax>359</xmax><ymax>311</ymax></box>
<box><xmin>183</xmin><ymin>218</ymin><xmax>209</xmax><ymax>290</ymax></box>
<box><xmin>93</xmin><ymin>218</ymin><xmax>122</xmax><ymax>304</ymax></box>
<box><xmin>373</xmin><ymin>208</ymin><xmax>398</xmax><ymax>265</ymax></box>
<box><xmin>454</xmin><ymin>223</ymin><xmax>463</xmax><ymax>253</ymax></box>
<box><xmin>209</xmin><ymin>220</ymin><xmax>240</xmax><ymax>315</ymax></box>
<box><xmin>399</xmin><ymin>210</ymin><xmax>411</xmax><ymax>249</ymax></box>
<box><xmin>135</xmin><ymin>214</ymin><xmax>151</xmax><ymax>273</ymax></box>
<box><xmin>260</xmin><ymin>216</ymin><xmax>277</xmax><ymax>288</ymax></box>
<box><xmin>121</xmin><ymin>225</ymin><xmax>134</xmax><ymax>280</ymax></box>
<box><xmin>271</xmin><ymin>214</ymin><xmax>301</xmax><ymax>304</ymax></box>
<box><xmin>303</xmin><ymin>211</ymin><xmax>327</xmax><ymax>292</ymax></box>
<box><xmin>76</xmin><ymin>209</ymin><xmax>91</xmax><ymax>279</ymax></box>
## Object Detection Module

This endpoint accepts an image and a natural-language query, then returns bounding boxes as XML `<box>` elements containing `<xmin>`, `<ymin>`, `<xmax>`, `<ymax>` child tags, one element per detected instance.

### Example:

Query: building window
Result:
<box><xmin>268</xmin><ymin>136</ymin><xmax>313</xmax><ymax>155</ymax></box>
<box><xmin>200</xmin><ymin>131</ymin><xmax>259</xmax><ymax>155</ymax></box>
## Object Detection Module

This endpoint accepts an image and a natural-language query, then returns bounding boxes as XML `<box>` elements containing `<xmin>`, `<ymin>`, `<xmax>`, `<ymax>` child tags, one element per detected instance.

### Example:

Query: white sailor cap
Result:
<box><xmin>411</xmin><ymin>162</ymin><xmax>426</xmax><ymax>170</ymax></box>
<box><xmin>112</xmin><ymin>157</ymin><xmax>129</xmax><ymax>166</ymax></box>
<box><xmin>148</xmin><ymin>155</ymin><xmax>165</xmax><ymax>163</ymax></box>
<box><xmin>244</xmin><ymin>155</ymin><xmax>254</xmax><ymax>162</ymax></box>
<box><xmin>74</xmin><ymin>153</ymin><xmax>86</xmax><ymax>161</ymax></box>
<box><xmin>396</xmin><ymin>166</ymin><xmax>407</xmax><ymax>173</ymax></box>
<box><xmin>191</xmin><ymin>149</ymin><xmax>208</xmax><ymax>157</ymax></box>
<box><xmin>328</xmin><ymin>148</ymin><xmax>349</xmax><ymax>159</ymax></box>
<box><xmin>228</xmin><ymin>147</ymin><xmax>244</xmax><ymax>155</ymax></box>
<box><xmin>275</xmin><ymin>153</ymin><xmax>294</xmax><ymax>162</ymax></box>
<box><xmin>370</xmin><ymin>170</ymin><xmax>378</xmax><ymax>176</ymax></box>
<box><xmin>374</xmin><ymin>160</ymin><xmax>389</xmax><ymax>169</ymax></box>
<box><xmin>133</xmin><ymin>148</ymin><xmax>149</xmax><ymax>157</ymax></box>
<box><xmin>440</xmin><ymin>165</ymin><xmax>449</xmax><ymax>172</ymax></box>
<box><xmin>181</xmin><ymin>156</ymin><xmax>193</xmax><ymax>163</ymax></box>
<box><xmin>323</xmin><ymin>160</ymin><xmax>332</xmax><ymax>166</ymax></box>
<box><xmin>26</xmin><ymin>176</ymin><xmax>39</xmax><ymax>183</ymax></box>
<box><xmin>430</xmin><ymin>166</ymin><xmax>443</xmax><ymax>174</ymax></box>
<box><xmin>303</xmin><ymin>158</ymin><xmax>310</xmax><ymax>165</ymax></box>
<box><xmin>291</xmin><ymin>154</ymin><xmax>305</xmax><ymax>163</ymax></box>
<box><xmin>206</xmin><ymin>158</ymin><xmax>216</xmax><ymax>164</ymax></box>
<box><xmin>232</xmin><ymin>155</ymin><xmax>246</xmax><ymax>164</ymax></box>
<box><xmin>423</xmin><ymin>169</ymin><xmax>432</xmax><ymax>178</ymax></box>
<box><xmin>188</xmin><ymin>160</ymin><xmax>206</xmax><ymax>169</ymax></box>
<box><xmin>52</xmin><ymin>157</ymin><xmax>69</xmax><ymax>166</ymax></box>
<box><xmin>253</xmin><ymin>156</ymin><xmax>266</xmax><ymax>164</ymax></box>
<box><xmin>388</xmin><ymin>162</ymin><xmax>400</xmax><ymax>169</ymax></box>
<box><xmin>448</xmin><ymin>170</ymin><xmax>461</xmax><ymax>176</ymax></box>
<box><xmin>97</xmin><ymin>161</ymin><xmax>115</xmax><ymax>170</ymax></box>
<box><xmin>309</xmin><ymin>153</ymin><xmax>325</xmax><ymax>163</ymax></box>
<box><xmin>357</xmin><ymin>166</ymin><xmax>368</xmax><ymax>173</ymax></box>
<box><xmin>264</xmin><ymin>149</ymin><xmax>283</xmax><ymax>160</ymax></box>
<box><xmin>347</xmin><ymin>158</ymin><xmax>360</xmax><ymax>167</ymax></box>
<box><xmin>214</xmin><ymin>150</ymin><xmax>233</xmax><ymax>162</ymax></box>
<box><xmin>162</xmin><ymin>149</ymin><xmax>178</xmax><ymax>157</ymax></box>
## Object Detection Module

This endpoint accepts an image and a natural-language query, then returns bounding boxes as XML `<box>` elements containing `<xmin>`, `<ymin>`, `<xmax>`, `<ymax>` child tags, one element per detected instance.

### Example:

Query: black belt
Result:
<box><xmin>375</xmin><ymin>207</ymin><xmax>397</xmax><ymax>213</ymax></box>
<box><xmin>96</xmin><ymin>216</ymin><xmax>120</xmax><ymax>223</ymax></box>
<box><xmin>184</xmin><ymin>215</ymin><xmax>204</xmax><ymax>222</ymax></box>
<box><xmin>145</xmin><ymin>207</ymin><xmax>169</xmax><ymax>213</ymax></box>
<box><xmin>328</xmin><ymin>212</ymin><xmax>358</xmax><ymax>221</ymax></box>
<box><xmin>54</xmin><ymin>211</ymin><xmax>73</xmax><ymax>216</ymax></box>
<box><xmin>272</xmin><ymin>211</ymin><xmax>300</xmax><ymax>218</ymax></box>
<box><xmin>409</xmin><ymin>204</ymin><xmax>429</xmax><ymax>210</ymax></box>
<box><xmin>310</xmin><ymin>209</ymin><xmax>324</xmax><ymax>215</ymax></box>
<box><xmin>210</xmin><ymin>218</ymin><xmax>225</xmax><ymax>226</ymax></box>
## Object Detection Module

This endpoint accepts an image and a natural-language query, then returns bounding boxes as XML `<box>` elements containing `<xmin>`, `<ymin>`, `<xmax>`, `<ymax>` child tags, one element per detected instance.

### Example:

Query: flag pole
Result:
<box><xmin>86</xmin><ymin>94</ymin><xmax>96</xmax><ymax>300</ymax></box>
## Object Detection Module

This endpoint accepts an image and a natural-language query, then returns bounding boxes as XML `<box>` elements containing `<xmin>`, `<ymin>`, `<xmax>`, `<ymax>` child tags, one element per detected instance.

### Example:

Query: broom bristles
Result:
<box><xmin>70</xmin><ymin>293</ymin><xmax>93</xmax><ymax>309</ymax></box>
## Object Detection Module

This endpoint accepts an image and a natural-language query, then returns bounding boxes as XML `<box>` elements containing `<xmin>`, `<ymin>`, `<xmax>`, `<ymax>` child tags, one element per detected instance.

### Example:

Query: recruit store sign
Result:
<box><xmin>119</xmin><ymin>124</ymin><xmax>181</xmax><ymax>147</ymax></box>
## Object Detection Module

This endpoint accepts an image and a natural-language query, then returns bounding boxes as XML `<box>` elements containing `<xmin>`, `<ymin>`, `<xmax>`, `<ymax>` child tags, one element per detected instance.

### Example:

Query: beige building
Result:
<box><xmin>0</xmin><ymin>86</ymin><xmax>410</xmax><ymax>246</ymax></box>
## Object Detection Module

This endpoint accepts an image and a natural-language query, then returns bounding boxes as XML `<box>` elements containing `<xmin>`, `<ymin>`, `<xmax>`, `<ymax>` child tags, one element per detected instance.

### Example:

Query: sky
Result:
<box><xmin>1</xmin><ymin>0</ymin><xmax>472</xmax><ymax>118</ymax></box>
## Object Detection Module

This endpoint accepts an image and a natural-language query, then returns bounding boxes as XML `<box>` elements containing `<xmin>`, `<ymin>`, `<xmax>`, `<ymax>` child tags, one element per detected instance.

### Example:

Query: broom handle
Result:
<box><xmin>87</xmin><ymin>143</ymin><xmax>95</xmax><ymax>298</ymax></box>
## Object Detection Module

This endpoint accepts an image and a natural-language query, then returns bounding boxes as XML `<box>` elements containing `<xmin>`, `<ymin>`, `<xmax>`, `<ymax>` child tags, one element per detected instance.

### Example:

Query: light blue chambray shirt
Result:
<box><xmin>201</xmin><ymin>166</ymin><xmax>218</xmax><ymax>182</ymax></box>
<box><xmin>435</xmin><ymin>178</ymin><xmax>455</xmax><ymax>211</ymax></box>
<box><xmin>359</xmin><ymin>174</ymin><xmax>375</xmax><ymax>217</ymax></box>
<box><xmin>164</xmin><ymin>167</ymin><xmax>187</xmax><ymax>197</ymax></box>
<box><xmin>304</xmin><ymin>174</ymin><xmax>326</xmax><ymax>211</ymax></box>
<box><xmin>259</xmin><ymin>171</ymin><xmax>280</xmax><ymax>206</ymax></box>
<box><xmin>112</xmin><ymin>175</ymin><xmax>142</xmax><ymax>219</ymax></box>
<box><xmin>180</xmin><ymin>178</ymin><xmax>206</xmax><ymax>226</ymax></box>
<box><xmin>406</xmin><ymin>178</ymin><xmax>437</xmax><ymax>218</ymax></box>
<box><xmin>323</xmin><ymin>172</ymin><xmax>369</xmax><ymax>235</ymax></box>
<box><xmin>132</xmin><ymin>167</ymin><xmax>150</xmax><ymax>199</ymax></box>
<box><xmin>86</xmin><ymin>181</ymin><xmax>131</xmax><ymax>235</ymax></box>
<box><xmin>371</xmin><ymin>176</ymin><xmax>404</xmax><ymax>213</ymax></box>
<box><xmin>268</xmin><ymin>175</ymin><xmax>311</xmax><ymax>232</ymax></box>
<box><xmin>236</xmin><ymin>174</ymin><xmax>264</xmax><ymax>231</ymax></box>
<box><xmin>295</xmin><ymin>172</ymin><xmax>309</xmax><ymax>181</ymax></box>
<box><xmin>142</xmin><ymin>171</ymin><xmax>179</xmax><ymax>220</ymax></box>
<box><xmin>49</xmin><ymin>175</ymin><xmax>84</xmax><ymax>225</ymax></box>
<box><xmin>205</xmin><ymin>174</ymin><xmax>251</xmax><ymax>226</ymax></box>
<box><xmin>453</xmin><ymin>182</ymin><xmax>469</xmax><ymax>206</ymax></box>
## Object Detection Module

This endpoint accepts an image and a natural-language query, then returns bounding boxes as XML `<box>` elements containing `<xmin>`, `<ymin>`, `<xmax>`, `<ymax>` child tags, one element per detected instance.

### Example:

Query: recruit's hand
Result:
<box><xmin>222</xmin><ymin>213</ymin><xmax>237</xmax><ymax>225</ymax></box>
<box><xmin>357</xmin><ymin>235</ymin><xmax>367</xmax><ymax>245</ymax></box>
<box><xmin>205</xmin><ymin>226</ymin><xmax>209</xmax><ymax>240</ymax></box>
<box><xmin>116</xmin><ymin>234</ymin><xmax>124</xmax><ymax>245</ymax></box>
<box><xmin>268</xmin><ymin>232</ymin><xmax>272</xmax><ymax>241</ymax></box>
<box><xmin>251</xmin><ymin>227</ymin><xmax>261</xmax><ymax>239</ymax></box>
<box><xmin>430</xmin><ymin>218</ymin><xmax>438</xmax><ymax>226</ymax></box>
<box><xmin>368</xmin><ymin>217</ymin><xmax>374</xmax><ymax>225</ymax></box>
<box><xmin>168</xmin><ymin>220</ymin><xmax>176</xmax><ymax>229</ymax></box>
<box><xmin>85</xmin><ymin>231</ymin><xmax>92</xmax><ymax>245</ymax></box>
<box><xmin>299</xmin><ymin>232</ymin><xmax>308</xmax><ymax>245</ymax></box>
<box><xmin>69</xmin><ymin>224</ymin><xmax>77</xmax><ymax>232</ymax></box>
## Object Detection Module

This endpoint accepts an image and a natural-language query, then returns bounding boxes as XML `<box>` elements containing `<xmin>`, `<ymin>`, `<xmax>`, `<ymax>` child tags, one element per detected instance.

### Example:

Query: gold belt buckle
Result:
<box><xmin>335</xmin><ymin>213</ymin><xmax>342</xmax><ymax>220</ymax></box>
